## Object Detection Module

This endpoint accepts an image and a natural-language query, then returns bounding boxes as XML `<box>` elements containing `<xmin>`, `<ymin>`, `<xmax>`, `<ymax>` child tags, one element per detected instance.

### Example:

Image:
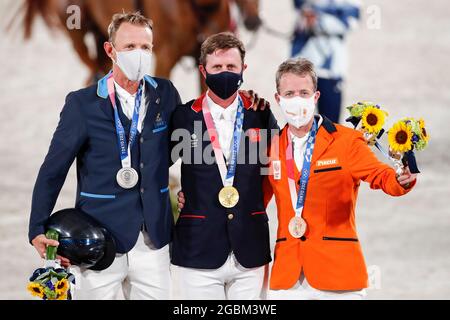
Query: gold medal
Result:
<box><xmin>218</xmin><ymin>186</ymin><xmax>239</xmax><ymax>208</ymax></box>
<box><xmin>288</xmin><ymin>216</ymin><xmax>307</xmax><ymax>238</ymax></box>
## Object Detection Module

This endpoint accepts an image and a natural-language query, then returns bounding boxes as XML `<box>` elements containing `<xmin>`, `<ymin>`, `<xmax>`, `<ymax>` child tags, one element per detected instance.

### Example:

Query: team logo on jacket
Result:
<box><xmin>154</xmin><ymin>112</ymin><xmax>166</xmax><ymax>130</ymax></box>
<box><xmin>316</xmin><ymin>158</ymin><xmax>339</xmax><ymax>167</ymax></box>
<box><xmin>272</xmin><ymin>160</ymin><xmax>281</xmax><ymax>180</ymax></box>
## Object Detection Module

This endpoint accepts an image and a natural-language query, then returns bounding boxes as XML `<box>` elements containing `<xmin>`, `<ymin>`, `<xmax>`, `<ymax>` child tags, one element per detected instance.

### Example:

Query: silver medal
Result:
<box><xmin>116</xmin><ymin>167</ymin><xmax>139</xmax><ymax>189</ymax></box>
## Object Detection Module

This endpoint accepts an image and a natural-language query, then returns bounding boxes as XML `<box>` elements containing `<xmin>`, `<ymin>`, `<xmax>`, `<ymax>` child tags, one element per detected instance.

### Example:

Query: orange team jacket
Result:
<box><xmin>263</xmin><ymin>116</ymin><xmax>416</xmax><ymax>291</ymax></box>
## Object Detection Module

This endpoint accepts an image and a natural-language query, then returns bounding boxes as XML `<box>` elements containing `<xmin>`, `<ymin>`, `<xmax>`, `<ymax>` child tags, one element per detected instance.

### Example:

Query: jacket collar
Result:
<box><xmin>278</xmin><ymin>115</ymin><xmax>337</xmax><ymax>180</ymax></box>
<box><xmin>96</xmin><ymin>71</ymin><xmax>158</xmax><ymax>99</ymax></box>
<box><xmin>321</xmin><ymin>115</ymin><xmax>337</xmax><ymax>134</ymax></box>
<box><xmin>191</xmin><ymin>92</ymin><xmax>253</xmax><ymax>113</ymax></box>
<box><xmin>312</xmin><ymin>115</ymin><xmax>336</xmax><ymax>165</ymax></box>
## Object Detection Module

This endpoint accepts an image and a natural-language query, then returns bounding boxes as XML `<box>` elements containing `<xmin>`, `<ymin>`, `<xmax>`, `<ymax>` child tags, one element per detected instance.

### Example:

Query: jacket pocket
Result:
<box><xmin>323</xmin><ymin>236</ymin><xmax>358</xmax><ymax>242</ymax></box>
<box><xmin>153</xmin><ymin>125</ymin><xmax>168</xmax><ymax>134</ymax></box>
<box><xmin>314</xmin><ymin>166</ymin><xmax>342</xmax><ymax>174</ymax></box>
<box><xmin>250</xmin><ymin>211</ymin><xmax>269</xmax><ymax>222</ymax></box>
<box><xmin>276</xmin><ymin>237</ymin><xmax>287</xmax><ymax>243</ymax></box>
<box><xmin>80</xmin><ymin>192</ymin><xmax>116</xmax><ymax>199</ymax></box>
<box><xmin>176</xmin><ymin>214</ymin><xmax>206</xmax><ymax>226</ymax></box>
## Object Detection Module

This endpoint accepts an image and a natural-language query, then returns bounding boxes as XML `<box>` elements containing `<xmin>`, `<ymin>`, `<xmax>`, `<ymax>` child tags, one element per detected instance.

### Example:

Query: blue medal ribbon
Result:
<box><xmin>107</xmin><ymin>75</ymin><xmax>143</xmax><ymax>165</ymax></box>
<box><xmin>295</xmin><ymin>119</ymin><xmax>318</xmax><ymax>215</ymax></box>
<box><xmin>224</xmin><ymin>98</ymin><xmax>245</xmax><ymax>185</ymax></box>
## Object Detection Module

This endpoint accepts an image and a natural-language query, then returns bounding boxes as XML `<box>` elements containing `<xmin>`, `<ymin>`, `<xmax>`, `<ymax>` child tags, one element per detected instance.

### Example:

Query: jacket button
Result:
<box><xmin>140</xmin><ymin>163</ymin><xmax>144</xmax><ymax>169</ymax></box>
<box><xmin>140</xmin><ymin>188</ymin><xmax>145</xmax><ymax>194</ymax></box>
<box><xmin>300</xmin><ymin>236</ymin><xmax>306</xmax><ymax>242</ymax></box>
<box><xmin>227</xmin><ymin>214</ymin><xmax>234</xmax><ymax>220</ymax></box>
<box><xmin>140</xmin><ymin>137</ymin><xmax>144</xmax><ymax>144</ymax></box>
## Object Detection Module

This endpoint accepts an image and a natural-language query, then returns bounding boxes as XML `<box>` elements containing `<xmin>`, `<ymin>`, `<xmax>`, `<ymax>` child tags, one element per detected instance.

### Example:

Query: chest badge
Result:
<box><xmin>273</xmin><ymin>160</ymin><xmax>281</xmax><ymax>180</ymax></box>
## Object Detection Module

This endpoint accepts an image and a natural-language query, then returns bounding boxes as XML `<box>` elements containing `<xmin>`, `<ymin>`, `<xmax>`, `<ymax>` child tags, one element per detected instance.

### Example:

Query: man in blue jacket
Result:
<box><xmin>29</xmin><ymin>12</ymin><xmax>180</xmax><ymax>300</ymax></box>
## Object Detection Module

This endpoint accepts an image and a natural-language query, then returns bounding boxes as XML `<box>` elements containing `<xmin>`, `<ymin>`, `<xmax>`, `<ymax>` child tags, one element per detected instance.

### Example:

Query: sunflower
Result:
<box><xmin>419</xmin><ymin>118</ymin><xmax>429</xmax><ymax>142</ymax></box>
<box><xmin>361</xmin><ymin>106</ymin><xmax>386</xmax><ymax>134</ymax></box>
<box><xmin>388</xmin><ymin>121</ymin><xmax>413</xmax><ymax>153</ymax></box>
<box><xmin>55</xmin><ymin>278</ymin><xmax>69</xmax><ymax>296</ymax></box>
<box><xmin>27</xmin><ymin>282</ymin><xmax>45</xmax><ymax>299</ymax></box>
<box><xmin>55</xmin><ymin>292</ymin><xmax>68</xmax><ymax>300</ymax></box>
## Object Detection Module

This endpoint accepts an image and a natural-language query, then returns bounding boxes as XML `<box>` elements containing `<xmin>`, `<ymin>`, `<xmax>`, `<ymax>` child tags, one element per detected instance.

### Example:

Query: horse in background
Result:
<box><xmin>16</xmin><ymin>0</ymin><xmax>261</xmax><ymax>90</ymax></box>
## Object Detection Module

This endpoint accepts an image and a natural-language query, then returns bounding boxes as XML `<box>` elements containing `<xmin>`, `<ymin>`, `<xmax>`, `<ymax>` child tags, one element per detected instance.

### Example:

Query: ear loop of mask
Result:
<box><xmin>110</xmin><ymin>43</ymin><xmax>119</xmax><ymax>65</ymax></box>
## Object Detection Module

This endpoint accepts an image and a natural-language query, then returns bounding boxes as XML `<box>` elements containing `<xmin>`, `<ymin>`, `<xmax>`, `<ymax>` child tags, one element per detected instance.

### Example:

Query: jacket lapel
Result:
<box><xmin>282</xmin><ymin>117</ymin><xmax>336</xmax><ymax>183</ymax></box>
<box><xmin>311</xmin><ymin>128</ymin><xmax>334</xmax><ymax>166</ymax></box>
<box><xmin>311</xmin><ymin>116</ymin><xmax>336</xmax><ymax>165</ymax></box>
<box><xmin>116</xmin><ymin>97</ymin><xmax>131</xmax><ymax>131</ymax></box>
<box><xmin>98</xmin><ymin>85</ymin><xmax>131</xmax><ymax>130</ymax></box>
<box><xmin>142</xmin><ymin>83</ymin><xmax>163</xmax><ymax>136</ymax></box>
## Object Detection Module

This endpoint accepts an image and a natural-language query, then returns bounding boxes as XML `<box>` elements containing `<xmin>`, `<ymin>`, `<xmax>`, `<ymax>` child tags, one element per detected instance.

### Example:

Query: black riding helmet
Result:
<box><xmin>45</xmin><ymin>208</ymin><xmax>116</xmax><ymax>271</ymax></box>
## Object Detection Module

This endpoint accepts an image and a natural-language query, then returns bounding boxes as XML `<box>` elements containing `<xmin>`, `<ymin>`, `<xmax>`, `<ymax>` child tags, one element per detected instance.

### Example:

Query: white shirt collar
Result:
<box><xmin>113</xmin><ymin>80</ymin><xmax>145</xmax><ymax>103</ymax></box>
<box><xmin>206</xmin><ymin>91</ymin><xmax>239</xmax><ymax>122</ymax></box>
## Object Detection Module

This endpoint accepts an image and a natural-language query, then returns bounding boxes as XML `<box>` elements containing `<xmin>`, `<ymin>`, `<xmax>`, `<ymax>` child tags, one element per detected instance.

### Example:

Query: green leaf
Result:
<box><xmin>44</xmin><ymin>286</ymin><xmax>57</xmax><ymax>299</ymax></box>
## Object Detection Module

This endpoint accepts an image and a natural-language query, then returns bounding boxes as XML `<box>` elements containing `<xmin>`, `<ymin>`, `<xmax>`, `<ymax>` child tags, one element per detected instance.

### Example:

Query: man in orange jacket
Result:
<box><xmin>264</xmin><ymin>58</ymin><xmax>417</xmax><ymax>300</ymax></box>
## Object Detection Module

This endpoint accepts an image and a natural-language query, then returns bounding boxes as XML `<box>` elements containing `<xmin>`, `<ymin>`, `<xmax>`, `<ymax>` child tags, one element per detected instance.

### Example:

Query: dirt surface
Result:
<box><xmin>0</xmin><ymin>0</ymin><xmax>449</xmax><ymax>299</ymax></box>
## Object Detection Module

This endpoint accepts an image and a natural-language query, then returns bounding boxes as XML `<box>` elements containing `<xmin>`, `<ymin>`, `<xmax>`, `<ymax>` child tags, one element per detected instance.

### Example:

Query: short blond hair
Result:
<box><xmin>276</xmin><ymin>58</ymin><xmax>318</xmax><ymax>92</ymax></box>
<box><xmin>108</xmin><ymin>11</ymin><xmax>153</xmax><ymax>43</ymax></box>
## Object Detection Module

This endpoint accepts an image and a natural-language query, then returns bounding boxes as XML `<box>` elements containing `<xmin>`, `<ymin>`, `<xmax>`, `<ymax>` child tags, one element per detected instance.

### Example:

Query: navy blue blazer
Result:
<box><xmin>170</xmin><ymin>93</ymin><xmax>279</xmax><ymax>269</ymax></box>
<box><xmin>29</xmin><ymin>72</ymin><xmax>181</xmax><ymax>253</ymax></box>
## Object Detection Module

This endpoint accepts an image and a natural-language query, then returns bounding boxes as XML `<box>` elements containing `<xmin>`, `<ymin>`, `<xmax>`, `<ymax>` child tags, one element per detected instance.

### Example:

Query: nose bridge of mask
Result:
<box><xmin>280</xmin><ymin>96</ymin><xmax>302</xmax><ymax>113</ymax></box>
<box><xmin>282</xmin><ymin>95</ymin><xmax>314</xmax><ymax>106</ymax></box>
<box><xmin>137</xmin><ymin>50</ymin><xmax>143</xmax><ymax>74</ymax></box>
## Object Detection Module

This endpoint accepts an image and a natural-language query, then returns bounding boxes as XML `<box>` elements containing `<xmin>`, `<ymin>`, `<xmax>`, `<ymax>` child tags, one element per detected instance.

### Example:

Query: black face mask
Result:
<box><xmin>205</xmin><ymin>71</ymin><xmax>244</xmax><ymax>100</ymax></box>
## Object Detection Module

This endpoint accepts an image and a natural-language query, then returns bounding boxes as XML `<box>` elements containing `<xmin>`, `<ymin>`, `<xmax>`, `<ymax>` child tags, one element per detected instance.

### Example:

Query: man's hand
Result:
<box><xmin>31</xmin><ymin>234</ymin><xmax>71</xmax><ymax>267</ymax></box>
<box><xmin>397</xmin><ymin>166</ymin><xmax>418</xmax><ymax>188</ymax></box>
<box><xmin>177</xmin><ymin>190</ymin><xmax>186</xmax><ymax>211</ymax></box>
<box><xmin>239</xmin><ymin>90</ymin><xmax>270</xmax><ymax>111</ymax></box>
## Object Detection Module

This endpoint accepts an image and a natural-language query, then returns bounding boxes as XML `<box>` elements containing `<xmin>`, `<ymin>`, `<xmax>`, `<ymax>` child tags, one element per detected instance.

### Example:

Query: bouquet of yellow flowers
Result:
<box><xmin>387</xmin><ymin>117</ymin><xmax>429</xmax><ymax>175</ymax></box>
<box><xmin>346</xmin><ymin>101</ymin><xmax>389</xmax><ymax>151</ymax></box>
<box><xmin>346</xmin><ymin>101</ymin><xmax>389</xmax><ymax>146</ymax></box>
<box><xmin>27</xmin><ymin>230</ymin><xmax>75</xmax><ymax>300</ymax></box>
<box><xmin>347</xmin><ymin>102</ymin><xmax>429</xmax><ymax>175</ymax></box>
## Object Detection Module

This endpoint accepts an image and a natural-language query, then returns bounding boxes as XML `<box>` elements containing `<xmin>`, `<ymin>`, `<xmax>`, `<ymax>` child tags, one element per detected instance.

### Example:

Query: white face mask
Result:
<box><xmin>279</xmin><ymin>95</ymin><xmax>316</xmax><ymax>128</ymax></box>
<box><xmin>113</xmin><ymin>46</ymin><xmax>152</xmax><ymax>82</ymax></box>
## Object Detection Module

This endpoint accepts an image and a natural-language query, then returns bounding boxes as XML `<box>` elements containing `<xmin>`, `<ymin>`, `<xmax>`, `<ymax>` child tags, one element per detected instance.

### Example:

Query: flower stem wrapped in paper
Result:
<box><xmin>27</xmin><ymin>230</ymin><xmax>75</xmax><ymax>300</ymax></box>
<box><xmin>387</xmin><ymin>118</ymin><xmax>429</xmax><ymax>175</ymax></box>
<box><xmin>346</xmin><ymin>101</ymin><xmax>389</xmax><ymax>147</ymax></box>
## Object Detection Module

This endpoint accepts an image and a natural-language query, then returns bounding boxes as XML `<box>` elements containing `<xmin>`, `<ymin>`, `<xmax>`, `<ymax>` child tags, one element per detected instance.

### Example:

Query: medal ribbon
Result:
<box><xmin>106</xmin><ymin>74</ymin><xmax>143</xmax><ymax>169</ymax></box>
<box><xmin>286</xmin><ymin>119</ymin><xmax>318</xmax><ymax>217</ymax></box>
<box><xmin>202</xmin><ymin>95</ymin><xmax>245</xmax><ymax>187</ymax></box>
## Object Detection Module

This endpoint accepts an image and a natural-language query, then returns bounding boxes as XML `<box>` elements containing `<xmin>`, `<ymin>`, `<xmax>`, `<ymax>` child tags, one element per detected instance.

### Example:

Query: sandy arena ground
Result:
<box><xmin>0</xmin><ymin>0</ymin><xmax>449</xmax><ymax>299</ymax></box>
